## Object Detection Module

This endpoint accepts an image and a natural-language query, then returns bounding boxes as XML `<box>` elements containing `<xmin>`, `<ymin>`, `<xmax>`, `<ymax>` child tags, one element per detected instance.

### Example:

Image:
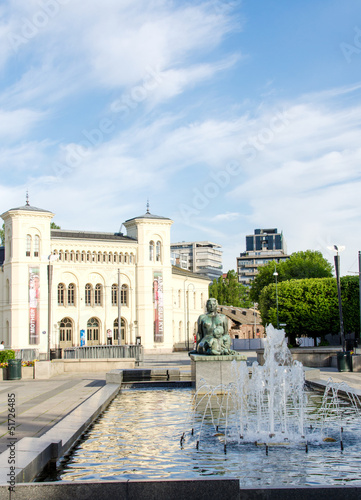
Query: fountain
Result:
<box><xmin>39</xmin><ymin>325</ymin><xmax>361</xmax><ymax>488</ymax></box>
<box><xmin>182</xmin><ymin>325</ymin><xmax>361</xmax><ymax>453</ymax></box>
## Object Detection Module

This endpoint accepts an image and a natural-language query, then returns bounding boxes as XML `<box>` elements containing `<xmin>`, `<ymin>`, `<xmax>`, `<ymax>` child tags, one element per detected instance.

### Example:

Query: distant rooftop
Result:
<box><xmin>171</xmin><ymin>241</ymin><xmax>222</xmax><ymax>248</ymax></box>
<box><xmin>5</xmin><ymin>204</ymin><xmax>53</xmax><ymax>214</ymax></box>
<box><xmin>124</xmin><ymin>212</ymin><xmax>171</xmax><ymax>223</ymax></box>
<box><xmin>171</xmin><ymin>265</ymin><xmax>211</xmax><ymax>281</ymax></box>
<box><xmin>51</xmin><ymin>229</ymin><xmax>136</xmax><ymax>242</ymax></box>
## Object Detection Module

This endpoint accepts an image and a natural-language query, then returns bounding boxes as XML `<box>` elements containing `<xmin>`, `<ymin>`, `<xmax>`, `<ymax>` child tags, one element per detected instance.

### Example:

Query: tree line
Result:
<box><xmin>209</xmin><ymin>250</ymin><xmax>360</xmax><ymax>345</ymax></box>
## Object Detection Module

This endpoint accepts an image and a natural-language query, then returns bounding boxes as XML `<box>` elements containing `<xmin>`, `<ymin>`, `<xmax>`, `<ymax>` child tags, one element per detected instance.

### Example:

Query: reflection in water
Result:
<box><xmin>44</xmin><ymin>388</ymin><xmax>361</xmax><ymax>486</ymax></box>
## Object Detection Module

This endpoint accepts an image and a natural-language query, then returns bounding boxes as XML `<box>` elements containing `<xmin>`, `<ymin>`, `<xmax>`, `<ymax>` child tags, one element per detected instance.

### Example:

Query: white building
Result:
<box><xmin>0</xmin><ymin>203</ymin><xmax>210</xmax><ymax>354</ymax></box>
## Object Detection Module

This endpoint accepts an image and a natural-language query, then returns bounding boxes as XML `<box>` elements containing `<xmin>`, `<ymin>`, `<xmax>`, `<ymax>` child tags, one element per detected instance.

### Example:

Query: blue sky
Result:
<box><xmin>1</xmin><ymin>0</ymin><xmax>361</xmax><ymax>275</ymax></box>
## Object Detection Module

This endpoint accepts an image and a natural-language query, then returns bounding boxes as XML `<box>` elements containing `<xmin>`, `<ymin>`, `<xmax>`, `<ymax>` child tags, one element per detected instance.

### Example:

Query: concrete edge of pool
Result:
<box><xmin>1</xmin><ymin>481</ymin><xmax>361</xmax><ymax>500</ymax></box>
<box><xmin>1</xmin><ymin>367</ymin><xmax>361</xmax><ymax>499</ymax></box>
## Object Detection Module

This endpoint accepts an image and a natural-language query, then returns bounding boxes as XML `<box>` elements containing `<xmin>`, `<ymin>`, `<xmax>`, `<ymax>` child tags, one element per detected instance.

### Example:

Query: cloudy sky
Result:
<box><xmin>1</xmin><ymin>0</ymin><xmax>361</xmax><ymax>275</ymax></box>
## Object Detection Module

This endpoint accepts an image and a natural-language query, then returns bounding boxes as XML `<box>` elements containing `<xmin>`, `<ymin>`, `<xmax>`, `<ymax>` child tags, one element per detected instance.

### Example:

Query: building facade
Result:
<box><xmin>0</xmin><ymin>204</ymin><xmax>210</xmax><ymax>354</ymax></box>
<box><xmin>170</xmin><ymin>241</ymin><xmax>222</xmax><ymax>281</ymax></box>
<box><xmin>237</xmin><ymin>228</ymin><xmax>289</xmax><ymax>286</ymax></box>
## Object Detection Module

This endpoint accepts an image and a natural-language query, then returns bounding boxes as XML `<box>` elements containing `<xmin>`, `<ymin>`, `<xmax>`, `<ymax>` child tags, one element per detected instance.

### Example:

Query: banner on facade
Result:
<box><xmin>153</xmin><ymin>272</ymin><xmax>164</xmax><ymax>343</ymax></box>
<box><xmin>29</xmin><ymin>267</ymin><xmax>40</xmax><ymax>344</ymax></box>
<box><xmin>80</xmin><ymin>329</ymin><xmax>86</xmax><ymax>347</ymax></box>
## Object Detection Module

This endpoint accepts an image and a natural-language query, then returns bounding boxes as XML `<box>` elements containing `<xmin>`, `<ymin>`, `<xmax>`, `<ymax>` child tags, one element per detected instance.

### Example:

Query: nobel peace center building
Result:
<box><xmin>0</xmin><ymin>203</ymin><xmax>210</xmax><ymax>354</ymax></box>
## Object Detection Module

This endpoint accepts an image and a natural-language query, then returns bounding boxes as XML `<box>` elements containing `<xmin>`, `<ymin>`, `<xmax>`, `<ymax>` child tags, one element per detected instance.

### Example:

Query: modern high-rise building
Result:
<box><xmin>237</xmin><ymin>228</ymin><xmax>289</xmax><ymax>286</ymax></box>
<box><xmin>171</xmin><ymin>241</ymin><xmax>222</xmax><ymax>281</ymax></box>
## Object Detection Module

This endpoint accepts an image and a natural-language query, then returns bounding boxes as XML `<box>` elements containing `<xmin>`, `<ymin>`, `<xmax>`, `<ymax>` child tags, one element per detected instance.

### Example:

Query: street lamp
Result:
<box><xmin>328</xmin><ymin>245</ymin><xmax>346</xmax><ymax>352</ymax></box>
<box><xmin>273</xmin><ymin>266</ymin><xmax>279</xmax><ymax>329</ymax></box>
<box><xmin>47</xmin><ymin>254</ymin><xmax>58</xmax><ymax>360</ymax></box>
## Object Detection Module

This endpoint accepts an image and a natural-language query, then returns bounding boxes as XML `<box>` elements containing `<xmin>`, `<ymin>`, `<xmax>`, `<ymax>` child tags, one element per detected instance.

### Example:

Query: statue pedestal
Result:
<box><xmin>190</xmin><ymin>354</ymin><xmax>247</xmax><ymax>393</ymax></box>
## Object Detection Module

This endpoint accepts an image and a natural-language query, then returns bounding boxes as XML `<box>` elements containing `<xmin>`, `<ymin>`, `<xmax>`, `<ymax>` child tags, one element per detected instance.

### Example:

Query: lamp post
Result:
<box><xmin>273</xmin><ymin>266</ymin><xmax>279</xmax><ymax>329</ymax></box>
<box><xmin>47</xmin><ymin>254</ymin><xmax>58</xmax><ymax>360</ymax></box>
<box><xmin>334</xmin><ymin>246</ymin><xmax>346</xmax><ymax>352</ymax></box>
<box><xmin>359</xmin><ymin>251</ymin><xmax>361</xmax><ymax>347</ymax></box>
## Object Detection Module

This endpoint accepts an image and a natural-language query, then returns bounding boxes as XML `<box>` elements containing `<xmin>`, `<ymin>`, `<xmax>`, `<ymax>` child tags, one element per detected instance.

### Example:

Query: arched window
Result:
<box><xmin>58</xmin><ymin>284</ymin><xmax>65</xmax><ymax>305</ymax></box>
<box><xmin>87</xmin><ymin>317</ymin><xmax>99</xmax><ymax>345</ymax></box>
<box><xmin>26</xmin><ymin>235</ymin><xmax>32</xmax><ymax>257</ymax></box>
<box><xmin>156</xmin><ymin>241</ymin><xmax>161</xmax><ymax>262</ymax></box>
<box><xmin>121</xmin><ymin>284</ymin><xmax>128</xmax><ymax>306</ymax></box>
<box><xmin>114</xmin><ymin>252</ymin><xmax>118</xmax><ymax>264</ymax></box>
<box><xmin>149</xmin><ymin>241</ymin><xmax>154</xmax><ymax>261</ymax></box>
<box><xmin>103</xmin><ymin>252</ymin><xmax>107</xmax><ymax>263</ymax></box>
<box><xmin>87</xmin><ymin>251</ymin><xmax>91</xmax><ymax>262</ymax></box>
<box><xmin>59</xmin><ymin>250</ymin><xmax>63</xmax><ymax>261</ymax></box>
<box><xmin>111</xmin><ymin>284</ymin><xmax>118</xmax><ymax>306</ymax></box>
<box><xmin>76</xmin><ymin>251</ymin><xmax>80</xmax><ymax>262</ymax></box>
<box><xmin>64</xmin><ymin>250</ymin><xmax>69</xmax><ymax>261</ymax></box>
<box><xmin>92</xmin><ymin>251</ymin><xmax>97</xmax><ymax>262</ymax></box>
<box><xmin>94</xmin><ymin>284</ymin><xmax>102</xmax><ymax>306</ymax></box>
<box><xmin>114</xmin><ymin>318</ymin><xmax>125</xmax><ymax>342</ymax></box>
<box><xmin>81</xmin><ymin>251</ymin><xmax>86</xmax><ymax>262</ymax></box>
<box><xmin>59</xmin><ymin>317</ymin><xmax>73</xmax><ymax>346</ymax></box>
<box><xmin>70</xmin><ymin>251</ymin><xmax>75</xmax><ymax>261</ymax></box>
<box><xmin>85</xmin><ymin>284</ymin><xmax>92</xmax><ymax>306</ymax></box>
<box><xmin>109</xmin><ymin>252</ymin><xmax>113</xmax><ymax>264</ymax></box>
<box><xmin>68</xmin><ymin>284</ymin><xmax>76</xmax><ymax>306</ymax></box>
<box><xmin>125</xmin><ymin>253</ymin><xmax>128</xmax><ymax>264</ymax></box>
<box><xmin>34</xmin><ymin>235</ymin><xmax>40</xmax><ymax>257</ymax></box>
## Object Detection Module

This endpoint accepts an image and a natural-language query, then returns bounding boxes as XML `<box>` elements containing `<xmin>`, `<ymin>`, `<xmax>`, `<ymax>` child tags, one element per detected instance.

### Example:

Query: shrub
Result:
<box><xmin>0</xmin><ymin>350</ymin><xmax>15</xmax><ymax>364</ymax></box>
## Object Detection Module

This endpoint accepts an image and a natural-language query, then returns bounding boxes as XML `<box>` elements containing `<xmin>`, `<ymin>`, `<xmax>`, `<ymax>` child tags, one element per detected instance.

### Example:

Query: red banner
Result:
<box><xmin>153</xmin><ymin>272</ymin><xmax>164</xmax><ymax>343</ymax></box>
<box><xmin>29</xmin><ymin>267</ymin><xmax>40</xmax><ymax>344</ymax></box>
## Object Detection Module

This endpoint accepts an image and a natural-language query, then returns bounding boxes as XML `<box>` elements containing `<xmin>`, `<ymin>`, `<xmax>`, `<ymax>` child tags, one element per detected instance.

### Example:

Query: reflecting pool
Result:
<box><xmin>42</xmin><ymin>388</ymin><xmax>361</xmax><ymax>487</ymax></box>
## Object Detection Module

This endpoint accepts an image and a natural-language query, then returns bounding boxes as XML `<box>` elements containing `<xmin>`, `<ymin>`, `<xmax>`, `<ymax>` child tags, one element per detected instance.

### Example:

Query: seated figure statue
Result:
<box><xmin>195</xmin><ymin>298</ymin><xmax>235</xmax><ymax>355</ymax></box>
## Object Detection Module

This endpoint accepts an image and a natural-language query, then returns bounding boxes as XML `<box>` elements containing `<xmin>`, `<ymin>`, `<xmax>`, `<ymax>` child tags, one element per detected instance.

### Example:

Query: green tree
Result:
<box><xmin>258</xmin><ymin>276</ymin><xmax>359</xmax><ymax>346</ymax></box>
<box><xmin>0</xmin><ymin>223</ymin><xmax>4</xmax><ymax>245</ymax></box>
<box><xmin>250</xmin><ymin>250</ymin><xmax>333</xmax><ymax>303</ymax></box>
<box><xmin>209</xmin><ymin>270</ymin><xmax>252</xmax><ymax>308</ymax></box>
<box><xmin>50</xmin><ymin>222</ymin><xmax>61</xmax><ymax>229</ymax></box>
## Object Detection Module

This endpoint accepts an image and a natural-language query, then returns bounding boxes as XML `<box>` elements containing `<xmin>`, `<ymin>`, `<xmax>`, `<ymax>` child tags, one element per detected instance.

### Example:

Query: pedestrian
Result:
<box><xmin>0</xmin><ymin>341</ymin><xmax>4</xmax><ymax>350</ymax></box>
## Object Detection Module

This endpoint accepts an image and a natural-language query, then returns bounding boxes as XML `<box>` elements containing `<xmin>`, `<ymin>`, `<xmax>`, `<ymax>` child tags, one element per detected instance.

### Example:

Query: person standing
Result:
<box><xmin>0</xmin><ymin>341</ymin><xmax>5</xmax><ymax>350</ymax></box>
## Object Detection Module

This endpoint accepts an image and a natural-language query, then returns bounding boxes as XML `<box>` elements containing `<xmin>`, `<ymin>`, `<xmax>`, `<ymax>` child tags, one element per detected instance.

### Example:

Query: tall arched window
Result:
<box><xmin>87</xmin><ymin>317</ymin><xmax>99</xmax><ymax>345</ymax></box>
<box><xmin>85</xmin><ymin>284</ymin><xmax>92</xmax><ymax>306</ymax></box>
<box><xmin>58</xmin><ymin>283</ymin><xmax>65</xmax><ymax>305</ymax></box>
<box><xmin>68</xmin><ymin>284</ymin><xmax>76</xmax><ymax>306</ymax></box>
<box><xmin>26</xmin><ymin>235</ymin><xmax>32</xmax><ymax>257</ymax></box>
<box><xmin>156</xmin><ymin>241</ymin><xmax>161</xmax><ymax>262</ymax></box>
<box><xmin>34</xmin><ymin>235</ymin><xmax>40</xmax><ymax>257</ymax></box>
<box><xmin>149</xmin><ymin>241</ymin><xmax>154</xmax><ymax>261</ymax></box>
<box><xmin>111</xmin><ymin>284</ymin><xmax>118</xmax><ymax>306</ymax></box>
<box><xmin>59</xmin><ymin>317</ymin><xmax>73</xmax><ymax>347</ymax></box>
<box><xmin>121</xmin><ymin>284</ymin><xmax>128</xmax><ymax>306</ymax></box>
<box><xmin>94</xmin><ymin>284</ymin><xmax>102</xmax><ymax>306</ymax></box>
<box><xmin>114</xmin><ymin>318</ymin><xmax>125</xmax><ymax>342</ymax></box>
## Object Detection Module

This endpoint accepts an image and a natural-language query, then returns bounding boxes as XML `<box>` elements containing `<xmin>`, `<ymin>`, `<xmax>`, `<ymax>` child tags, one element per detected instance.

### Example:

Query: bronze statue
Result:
<box><xmin>195</xmin><ymin>298</ymin><xmax>235</xmax><ymax>355</ymax></box>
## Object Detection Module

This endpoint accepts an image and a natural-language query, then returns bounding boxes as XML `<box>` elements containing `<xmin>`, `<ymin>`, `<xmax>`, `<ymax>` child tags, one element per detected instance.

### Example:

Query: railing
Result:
<box><xmin>14</xmin><ymin>349</ymin><xmax>39</xmax><ymax>361</ymax></box>
<box><xmin>63</xmin><ymin>344</ymin><xmax>143</xmax><ymax>363</ymax></box>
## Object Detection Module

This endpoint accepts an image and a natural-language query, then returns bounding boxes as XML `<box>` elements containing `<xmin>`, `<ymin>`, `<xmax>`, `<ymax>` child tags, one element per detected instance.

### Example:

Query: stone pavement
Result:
<box><xmin>1</xmin><ymin>351</ymin><xmax>361</xmax><ymax>457</ymax></box>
